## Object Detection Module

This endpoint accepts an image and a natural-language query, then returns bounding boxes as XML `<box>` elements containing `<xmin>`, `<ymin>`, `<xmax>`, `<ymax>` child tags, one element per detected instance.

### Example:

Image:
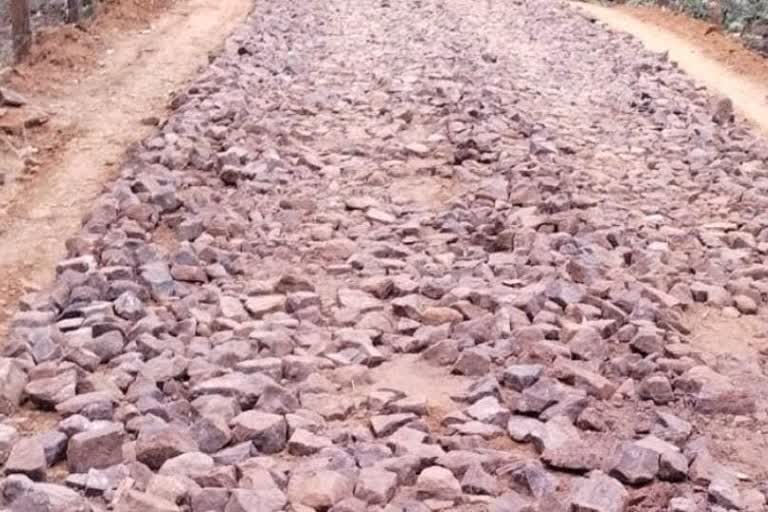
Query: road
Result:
<box><xmin>1</xmin><ymin>0</ymin><xmax>768</xmax><ymax>510</ymax></box>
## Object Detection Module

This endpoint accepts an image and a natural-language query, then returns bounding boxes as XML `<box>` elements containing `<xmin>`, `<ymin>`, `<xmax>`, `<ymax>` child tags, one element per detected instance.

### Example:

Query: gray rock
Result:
<box><xmin>5</xmin><ymin>437</ymin><xmax>47</xmax><ymax>480</ymax></box>
<box><xmin>708</xmin><ymin>479</ymin><xmax>743</xmax><ymax>510</ymax></box>
<box><xmin>287</xmin><ymin>470</ymin><xmax>354</xmax><ymax>509</ymax></box>
<box><xmin>225</xmin><ymin>488</ymin><xmax>287</xmax><ymax>512</ymax></box>
<box><xmin>24</xmin><ymin>370</ymin><xmax>77</xmax><ymax>409</ymax></box>
<box><xmin>507</xmin><ymin>460</ymin><xmax>559</xmax><ymax>498</ymax></box>
<box><xmin>569</xmin><ymin>471</ymin><xmax>628</xmax><ymax>512</ymax></box>
<box><xmin>638</xmin><ymin>375</ymin><xmax>674</xmax><ymax>405</ymax></box>
<box><xmin>135</xmin><ymin>427</ymin><xmax>198</xmax><ymax>470</ymax></box>
<box><xmin>230</xmin><ymin>411</ymin><xmax>287</xmax><ymax>454</ymax></box>
<box><xmin>2</xmin><ymin>474</ymin><xmax>91</xmax><ymax>512</ymax></box>
<box><xmin>461</xmin><ymin>463</ymin><xmax>499</xmax><ymax>496</ymax></box>
<box><xmin>354</xmin><ymin>467</ymin><xmax>398</xmax><ymax>504</ymax></box>
<box><xmin>501</xmin><ymin>364</ymin><xmax>543</xmax><ymax>392</ymax></box>
<box><xmin>608</xmin><ymin>442</ymin><xmax>659</xmax><ymax>486</ymax></box>
<box><xmin>465</xmin><ymin>396</ymin><xmax>510</xmax><ymax>427</ymax></box>
<box><xmin>288</xmin><ymin>428</ymin><xmax>332</xmax><ymax>456</ymax></box>
<box><xmin>66</xmin><ymin>423</ymin><xmax>125</xmax><ymax>473</ymax></box>
<box><xmin>330</xmin><ymin>496</ymin><xmax>367</xmax><ymax>512</ymax></box>
<box><xmin>416</xmin><ymin>466</ymin><xmax>461</xmax><ymax>500</ymax></box>
<box><xmin>190</xmin><ymin>416</ymin><xmax>232</xmax><ymax>454</ymax></box>
<box><xmin>192</xmin><ymin>488</ymin><xmax>231</xmax><ymax>512</ymax></box>
<box><xmin>0</xmin><ymin>86</ymin><xmax>27</xmax><ymax>107</ymax></box>
<box><xmin>453</xmin><ymin>348</ymin><xmax>491</xmax><ymax>376</ymax></box>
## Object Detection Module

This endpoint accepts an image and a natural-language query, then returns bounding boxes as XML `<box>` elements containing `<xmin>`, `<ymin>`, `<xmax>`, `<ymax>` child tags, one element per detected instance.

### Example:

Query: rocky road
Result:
<box><xmin>1</xmin><ymin>0</ymin><xmax>768</xmax><ymax>511</ymax></box>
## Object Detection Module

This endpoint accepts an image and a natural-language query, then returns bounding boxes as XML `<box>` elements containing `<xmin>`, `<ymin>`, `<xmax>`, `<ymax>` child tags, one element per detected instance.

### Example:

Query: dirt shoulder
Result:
<box><xmin>575</xmin><ymin>2</ymin><xmax>768</xmax><ymax>135</ymax></box>
<box><xmin>0</xmin><ymin>0</ymin><xmax>252</xmax><ymax>336</ymax></box>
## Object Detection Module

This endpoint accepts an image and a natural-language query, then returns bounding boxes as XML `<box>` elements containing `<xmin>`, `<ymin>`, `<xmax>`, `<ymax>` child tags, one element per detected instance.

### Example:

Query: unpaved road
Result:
<box><xmin>1</xmin><ymin>0</ymin><xmax>768</xmax><ymax>511</ymax></box>
<box><xmin>0</xmin><ymin>0</ymin><xmax>252</xmax><ymax>331</ymax></box>
<box><xmin>578</xmin><ymin>2</ymin><xmax>768</xmax><ymax>135</ymax></box>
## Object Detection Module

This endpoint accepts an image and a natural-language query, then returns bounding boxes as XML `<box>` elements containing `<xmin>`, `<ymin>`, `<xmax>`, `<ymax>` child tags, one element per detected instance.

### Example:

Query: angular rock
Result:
<box><xmin>501</xmin><ymin>364</ymin><xmax>543</xmax><ymax>392</ymax></box>
<box><xmin>416</xmin><ymin>466</ymin><xmax>461</xmax><ymax>500</ymax></box>
<box><xmin>230</xmin><ymin>411</ymin><xmax>287</xmax><ymax>454</ymax></box>
<box><xmin>287</xmin><ymin>470</ymin><xmax>354</xmax><ymax>509</ymax></box>
<box><xmin>4</xmin><ymin>437</ymin><xmax>46</xmax><ymax>480</ymax></box>
<box><xmin>354</xmin><ymin>467</ymin><xmax>398</xmax><ymax>504</ymax></box>
<box><xmin>67</xmin><ymin>423</ymin><xmax>125</xmax><ymax>473</ymax></box>
<box><xmin>608</xmin><ymin>442</ymin><xmax>659</xmax><ymax>486</ymax></box>
<box><xmin>569</xmin><ymin>471</ymin><xmax>628</xmax><ymax>512</ymax></box>
<box><xmin>136</xmin><ymin>427</ymin><xmax>198</xmax><ymax>470</ymax></box>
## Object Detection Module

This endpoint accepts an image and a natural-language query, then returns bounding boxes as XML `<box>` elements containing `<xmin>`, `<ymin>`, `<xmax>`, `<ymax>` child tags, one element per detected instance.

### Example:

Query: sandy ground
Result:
<box><xmin>0</xmin><ymin>0</ymin><xmax>252</xmax><ymax>334</ymax></box>
<box><xmin>576</xmin><ymin>2</ymin><xmax>768</xmax><ymax>135</ymax></box>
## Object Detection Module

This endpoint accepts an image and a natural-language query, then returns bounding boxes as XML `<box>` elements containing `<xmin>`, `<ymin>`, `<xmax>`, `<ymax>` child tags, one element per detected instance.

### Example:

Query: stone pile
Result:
<box><xmin>1</xmin><ymin>0</ymin><xmax>768</xmax><ymax>511</ymax></box>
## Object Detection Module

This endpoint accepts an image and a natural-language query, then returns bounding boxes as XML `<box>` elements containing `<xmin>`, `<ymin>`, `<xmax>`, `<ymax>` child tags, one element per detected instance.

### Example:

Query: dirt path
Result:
<box><xmin>576</xmin><ymin>2</ymin><xmax>768</xmax><ymax>135</ymax></box>
<box><xmin>0</xmin><ymin>0</ymin><xmax>252</xmax><ymax>329</ymax></box>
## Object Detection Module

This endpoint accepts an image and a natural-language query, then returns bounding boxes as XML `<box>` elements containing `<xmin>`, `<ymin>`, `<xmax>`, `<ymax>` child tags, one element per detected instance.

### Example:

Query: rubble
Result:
<box><xmin>0</xmin><ymin>0</ymin><xmax>766</xmax><ymax>510</ymax></box>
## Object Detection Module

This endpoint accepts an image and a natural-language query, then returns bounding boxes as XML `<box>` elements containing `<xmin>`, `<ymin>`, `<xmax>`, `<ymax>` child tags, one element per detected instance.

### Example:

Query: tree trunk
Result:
<box><xmin>10</xmin><ymin>0</ymin><xmax>32</xmax><ymax>62</ymax></box>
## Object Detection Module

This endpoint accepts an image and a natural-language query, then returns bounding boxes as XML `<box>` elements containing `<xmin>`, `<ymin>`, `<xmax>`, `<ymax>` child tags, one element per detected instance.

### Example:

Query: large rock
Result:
<box><xmin>416</xmin><ymin>466</ymin><xmax>461</xmax><ymax>500</ymax></box>
<box><xmin>287</xmin><ymin>470</ymin><xmax>354</xmax><ymax>509</ymax></box>
<box><xmin>135</xmin><ymin>428</ymin><xmax>198</xmax><ymax>470</ymax></box>
<box><xmin>67</xmin><ymin>423</ymin><xmax>125</xmax><ymax>473</ymax></box>
<box><xmin>4</xmin><ymin>437</ymin><xmax>47</xmax><ymax>481</ymax></box>
<box><xmin>230</xmin><ymin>411</ymin><xmax>287</xmax><ymax>454</ymax></box>
<box><xmin>501</xmin><ymin>364</ymin><xmax>543</xmax><ymax>391</ymax></box>
<box><xmin>607</xmin><ymin>442</ymin><xmax>659</xmax><ymax>486</ymax></box>
<box><xmin>24</xmin><ymin>371</ymin><xmax>77</xmax><ymax>409</ymax></box>
<box><xmin>569</xmin><ymin>471</ymin><xmax>628</xmax><ymax>512</ymax></box>
<box><xmin>354</xmin><ymin>467</ymin><xmax>398</xmax><ymax>504</ymax></box>
<box><xmin>225</xmin><ymin>488</ymin><xmax>287</xmax><ymax>512</ymax></box>
<box><xmin>1</xmin><ymin>474</ymin><xmax>91</xmax><ymax>512</ymax></box>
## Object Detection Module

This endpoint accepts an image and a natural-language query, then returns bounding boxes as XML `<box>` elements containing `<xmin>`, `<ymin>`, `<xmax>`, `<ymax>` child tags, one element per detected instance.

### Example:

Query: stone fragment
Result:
<box><xmin>136</xmin><ymin>428</ymin><xmax>198</xmax><ymax>470</ymax></box>
<box><xmin>24</xmin><ymin>371</ymin><xmax>77</xmax><ymax>409</ymax></box>
<box><xmin>288</xmin><ymin>428</ymin><xmax>332</xmax><ymax>455</ymax></box>
<box><xmin>416</xmin><ymin>466</ymin><xmax>461</xmax><ymax>500</ymax></box>
<box><xmin>453</xmin><ymin>349</ymin><xmax>491</xmax><ymax>376</ymax></box>
<box><xmin>569</xmin><ymin>471</ymin><xmax>628</xmax><ymax>512</ymax></box>
<box><xmin>501</xmin><ymin>364</ymin><xmax>543</xmax><ymax>392</ymax></box>
<box><xmin>231</xmin><ymin>411</ymin><xmax>287</xmax><ymax>454</ymax></box>
<box><xmin>288</xmin><ymin>470</ymin><xmax>354</xmax><ymax>509</ymax></box>
<box><xmin>608</xmin><ymin>442</ymin><xmax>659</xmax><ymax>486</ymax></box>
<box><xmin>2</xmin><ymin>474</ymin><xmax>91</xmax><ymax>511</ymax></box>
<box><xmin>225</xmin><ymin>488</ymin><xmax>287</xmax><ymax>512</ymax></box>
<box><xmin>67</xmin><ymin>423</ymin><xmax>125</xmax><ymax>473</ymax></box>
<box><xmin>461</xmin><ymin>463</ymin><xmax>499</xmax><ymax>496</ymax></box>
<box><xmin>4</xmin><ymin>437</ymin><xmax>46</xmax><ymax>480</ymax></box>
<box><xmin>354</xmin><ymin>467</ymin><xmax>398</xmax><ymax>504</ymax></box>
<box><xmin>190</xmin><ymin>416</ymin><xmax>232</xmax><ymax>454</ymax></box>
<box><xmin>708</xmin><ymin>479</ymin><xmax>743</xmax><ymax>510</ymax></box>
<box><xmin>638</xmin><ymin>375</ymin><xmax>674</xmax><ymax>405</ymax></box>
